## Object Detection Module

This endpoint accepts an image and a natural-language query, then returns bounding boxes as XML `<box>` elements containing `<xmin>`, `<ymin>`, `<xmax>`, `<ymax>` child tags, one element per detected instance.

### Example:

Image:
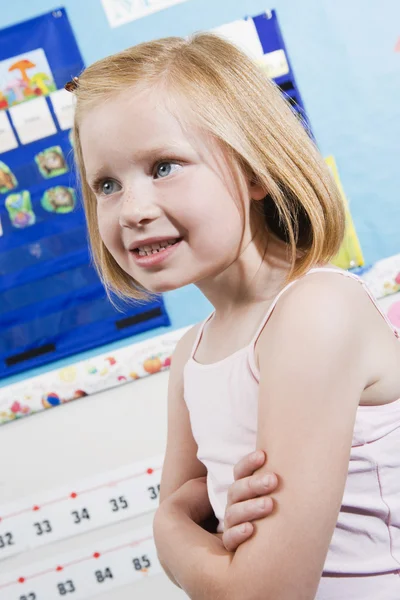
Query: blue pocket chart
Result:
<box><xmin>0</xmin><ymin>8</ymin><xmax>169</xmax><ymax>380</ymax></box>
<box><xmin>253</xmin><ymin>10</ymin><xmax>312</xmax><ymax>133</ymax></box>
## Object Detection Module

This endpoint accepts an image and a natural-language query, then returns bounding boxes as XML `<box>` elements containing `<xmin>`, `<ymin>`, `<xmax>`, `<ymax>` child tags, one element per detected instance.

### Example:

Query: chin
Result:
<box><xmin>143</xmin><ymin>275</ymin><xmax>194</xmax><ymax>294</ymax></box>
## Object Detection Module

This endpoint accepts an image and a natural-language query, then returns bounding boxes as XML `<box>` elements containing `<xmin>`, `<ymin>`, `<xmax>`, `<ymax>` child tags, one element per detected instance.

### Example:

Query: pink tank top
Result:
<box><xmin>184</xmin><ymin>268</ymin><xmax>400</xmax><ymax>599</ymax></box>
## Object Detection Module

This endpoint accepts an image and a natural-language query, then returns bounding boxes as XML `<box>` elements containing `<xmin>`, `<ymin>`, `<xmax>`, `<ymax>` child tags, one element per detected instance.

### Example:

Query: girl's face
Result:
<box><xmin>79</xmin><ymin>88</ymin><xmax>263</xmax><ymax>293</ymax></box>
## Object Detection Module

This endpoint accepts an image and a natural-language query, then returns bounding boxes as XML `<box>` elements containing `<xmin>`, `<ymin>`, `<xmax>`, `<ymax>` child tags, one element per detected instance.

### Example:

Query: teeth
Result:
<box><xmin>136</xmin><ymin>238</ymin><xmax>178</xmax><ymax>256</ymax></box>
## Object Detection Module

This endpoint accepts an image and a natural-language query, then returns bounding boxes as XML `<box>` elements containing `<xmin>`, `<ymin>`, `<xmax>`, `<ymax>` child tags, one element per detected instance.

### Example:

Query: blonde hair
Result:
<box><xmin>72</xmin><ymin>33</ymin><xmax>345</xmax><ymax>300</ymax></box>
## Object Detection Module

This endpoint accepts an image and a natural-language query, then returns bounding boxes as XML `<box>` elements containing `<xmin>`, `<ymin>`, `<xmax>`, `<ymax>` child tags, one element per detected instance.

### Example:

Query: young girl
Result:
<box><xmin>69</xmin><ymin>33</ymin><xmax>400</xmax><ymax>599</ymax></box>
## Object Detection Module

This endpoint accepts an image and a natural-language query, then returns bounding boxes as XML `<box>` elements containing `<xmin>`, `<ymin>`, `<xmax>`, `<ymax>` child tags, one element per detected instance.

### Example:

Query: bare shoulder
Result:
<box><xmin>265</xmin><ymin>271</ymin><xmax>368</xmax><ymax>342</ymax></box>
<box><xmin>257</xmin><ymin>269</ymin><xmax>400</xmax><ymax>396</ymax></box>
<box><xmin>255</xmin><ymin>270</ymin><xmax>377</xmax><ymax>390</ymax></box>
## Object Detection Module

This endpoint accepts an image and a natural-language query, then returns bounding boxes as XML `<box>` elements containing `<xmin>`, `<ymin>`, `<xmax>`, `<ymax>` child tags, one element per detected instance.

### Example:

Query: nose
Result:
<box><xmin>119</xmin><ymin>193</ymin><xmax>162</xmax><ymax>229</ymax></box>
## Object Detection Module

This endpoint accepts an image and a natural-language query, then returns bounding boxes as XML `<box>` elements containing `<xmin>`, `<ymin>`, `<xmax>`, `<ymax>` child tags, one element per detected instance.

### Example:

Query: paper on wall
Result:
<box><xmin>212</xmin><ymin>17</ymin><xmax>264</xmax><ymax>61</ymax></box>
<box><xmin>50</xmin><ymin>88</ymin><xmax>76</xmax><ymax>130</ymax></box>
<box><xmin>9</xmin><ymin>96</ymin><xmax>57</xmax><ymax>144</ymax></box>
<box><xmin>325</xmin><ymin>155</ymin><xmax>364</xmax><ymax>270</ymax></box>
<box><xmin>0</xmin><ymin>111</ymin><xmax>18</xmax><ymax>152</ymax></box>
<box><xmin>101</xmin><ymin>0</ymin><xmax>188</xmax><ymax>28</ymax></box>
<box><xmin>257</xmin><ymin>49</ymin><xmax>290</xmax><ymax>79</ymax></box>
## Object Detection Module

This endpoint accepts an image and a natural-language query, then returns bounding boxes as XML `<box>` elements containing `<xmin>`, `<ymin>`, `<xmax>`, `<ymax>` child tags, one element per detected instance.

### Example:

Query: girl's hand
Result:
<box><xmin>223</xmin><ymin>451</ymin><xmax>278</xmax><ymax>552</ymax></box>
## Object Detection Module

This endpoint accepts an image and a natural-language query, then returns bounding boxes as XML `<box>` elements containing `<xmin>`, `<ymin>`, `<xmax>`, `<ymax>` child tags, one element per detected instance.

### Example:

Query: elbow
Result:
<box><xmin>227</xmin><ymin>579</ymin><xmax>315</xmax><ymax>600</ymax></box>
<box><xmin>225</xmin><ymin>574</ymin><xmax>280</xmax><ymax>600</ymax></box>
<box><xmin>228</xmin><ymin>588</ymin><xmax>275</xmax><ymax>600</ymax></box>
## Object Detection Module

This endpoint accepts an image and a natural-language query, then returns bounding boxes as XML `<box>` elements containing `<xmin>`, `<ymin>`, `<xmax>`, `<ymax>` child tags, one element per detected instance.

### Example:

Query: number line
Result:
<box><xmin>0</xmin><ymin>535</ymin><xmax>153</xmax><ymax>590</ymax></box>
<box><xmin>0</xmin><ymin>467</ymin><xmax>161</xmax><ymax>522</ymax></box>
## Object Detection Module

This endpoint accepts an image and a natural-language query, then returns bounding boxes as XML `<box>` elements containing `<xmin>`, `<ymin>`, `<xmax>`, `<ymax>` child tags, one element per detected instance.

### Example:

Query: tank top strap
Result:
<box><xmin>249</xmin><ymin>266</ymin><xmax>399</xmax><ymax>350</ymax></box>
<box><xmin>308</xmin><ymin>267</ymin><xmax>400</xmax><ymax>338</ymax></box>
<box><xmin>190</xmin><ymin>312</ymin><xmax>215</xmax><ymax>359</ymax></box>
<box><xmin>249</xmin><ymin>278</ymin><xmax>300</xmax><ymax>347</ymax></box>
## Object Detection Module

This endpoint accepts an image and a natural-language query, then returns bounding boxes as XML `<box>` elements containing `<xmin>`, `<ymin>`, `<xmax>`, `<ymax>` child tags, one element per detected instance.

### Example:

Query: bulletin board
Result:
<box><xmin>0</xmin><ymin>8</ymin><xmax>169</xmax><ymax>381</ymax></box>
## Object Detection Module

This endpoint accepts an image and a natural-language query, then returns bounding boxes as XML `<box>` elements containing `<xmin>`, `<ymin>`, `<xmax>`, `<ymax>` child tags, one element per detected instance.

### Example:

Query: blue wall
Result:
<box><xmin>1</xmin><ymin>0</ymin><xmax>400</xmax><ymax>385</ymax></box>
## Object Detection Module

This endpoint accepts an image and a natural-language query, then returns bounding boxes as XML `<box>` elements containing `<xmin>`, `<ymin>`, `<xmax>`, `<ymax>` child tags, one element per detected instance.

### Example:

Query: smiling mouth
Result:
<box><xmin>132</xmin><ymin>238</ymin><xmax>182</xmax><ymax>257</ymax></box>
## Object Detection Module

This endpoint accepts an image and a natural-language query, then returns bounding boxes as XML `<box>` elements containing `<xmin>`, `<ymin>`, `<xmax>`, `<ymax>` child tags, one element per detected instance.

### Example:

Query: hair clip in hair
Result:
<box><xmin>64</xmin><ymin>76</ymin><xmax>79</xmax><ymax>92</ymax></box>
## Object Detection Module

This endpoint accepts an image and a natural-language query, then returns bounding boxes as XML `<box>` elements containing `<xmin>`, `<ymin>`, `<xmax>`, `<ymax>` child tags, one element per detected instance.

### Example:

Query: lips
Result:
<box><xmin>130</xmin><ymin>237</ymin><xmax>182</xmax><ymax>268</ymax></box>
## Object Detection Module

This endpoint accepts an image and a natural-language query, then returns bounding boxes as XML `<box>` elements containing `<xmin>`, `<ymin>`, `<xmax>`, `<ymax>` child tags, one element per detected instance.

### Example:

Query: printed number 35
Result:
<box><xmin>109</xmin><ymin>496</ymin><xmax>128</xmax><ymax>512</ymax></box>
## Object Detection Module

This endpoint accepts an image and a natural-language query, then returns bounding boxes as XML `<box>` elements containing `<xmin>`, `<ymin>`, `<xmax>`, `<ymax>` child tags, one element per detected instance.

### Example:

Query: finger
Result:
<box><xmin>227</xmin><ymin>472</ymin><xmax>278</xmax><ymax>505</ymax></box>
<box><xmin>222</xmin><ymin>522</ymin><xmax>254</xmax><ymax>552</ymax></box>
<box><xmin>233</xmin><ymin>450</ymin><xmax>266</xmax><ymax>481</ymax></box>
<box><xmin>224</xmin><ymin>496</ymin><xmax>274</xmax><ymax>530</ymax></box>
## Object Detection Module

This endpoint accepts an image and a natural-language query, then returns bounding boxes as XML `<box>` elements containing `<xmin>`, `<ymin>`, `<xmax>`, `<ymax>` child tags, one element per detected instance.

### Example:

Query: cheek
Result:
<box><xmin>96</xmin><ymin>203</ymin><xmax>119</xmax><ymax>250</ymax></box>
<box><xmin>191</xmin><ymin>196</ymin><xmax>243</xmax><ymax>244</ymax></box>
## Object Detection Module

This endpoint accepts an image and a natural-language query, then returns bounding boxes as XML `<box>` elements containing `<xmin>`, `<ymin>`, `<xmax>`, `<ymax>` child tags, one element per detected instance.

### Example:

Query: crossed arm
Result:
<box><xmin>155</xmin><ymin>276</ymin><xmax>369</xmax><ymax>600</ymax></box>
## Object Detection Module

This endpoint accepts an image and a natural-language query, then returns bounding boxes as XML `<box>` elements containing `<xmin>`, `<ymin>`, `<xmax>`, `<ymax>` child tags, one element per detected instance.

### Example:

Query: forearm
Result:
<box><xmin>154</xmin><ymin>505</ymin><xmax>233</xmax><ymax>599</ymax></box>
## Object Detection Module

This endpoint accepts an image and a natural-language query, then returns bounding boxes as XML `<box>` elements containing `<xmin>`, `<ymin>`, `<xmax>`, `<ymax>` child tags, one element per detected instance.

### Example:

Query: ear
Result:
<box><xmin>249</xmin><ymin>179</ymin><xmax>267</xmax><ymax>201</ymax></box>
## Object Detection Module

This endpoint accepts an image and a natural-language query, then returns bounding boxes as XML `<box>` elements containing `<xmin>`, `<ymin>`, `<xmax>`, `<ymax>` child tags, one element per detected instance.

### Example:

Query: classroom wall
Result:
<box><xmin>1</xmin><ymin>370</ymin><xmax>188</xmax><ymax>599</ymax></box>
<box><xmin>1</xmin><ymin>2</ymin><xmax>400</xmax><ymax>598</ymax></box>
<box><xmin>1</xmin><ymin>0</ymin><xmax>399</xmax><ymax>386</ymax></box>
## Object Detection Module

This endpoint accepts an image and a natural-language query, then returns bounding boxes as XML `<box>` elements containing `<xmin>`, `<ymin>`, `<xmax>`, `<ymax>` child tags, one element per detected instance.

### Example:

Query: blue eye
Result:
<box><xmin>101</xmin><ymin>180</ymin><xmax>121</xmax><ymax>195</ymax></box>
<box><xmin>155</xmin><ymin>162</ymin><xmax>181</xmax><ymax>179</ymax></box>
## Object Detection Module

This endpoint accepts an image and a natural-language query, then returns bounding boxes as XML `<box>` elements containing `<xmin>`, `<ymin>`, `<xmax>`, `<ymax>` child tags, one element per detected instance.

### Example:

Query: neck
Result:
<box><xmin>196</xmin><ymin>226</ymin><xmax>292</xmax><ymax>316</ymax></box>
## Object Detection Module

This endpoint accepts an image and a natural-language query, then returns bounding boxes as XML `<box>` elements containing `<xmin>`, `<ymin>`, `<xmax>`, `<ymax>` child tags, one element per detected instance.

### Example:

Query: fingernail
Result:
<box><xmin>262</xmin><ymin>475</ymin><xmax>272</xmax><ymax>488</ymax></box>
<box><xmin>252</xmin><ymin>451</ymin><xmax>263</xmax><ymax>462</ymax></box>
<box><xmin>257</xmin><ymin>498</ymin><xmax>265</xmax><ymax>509</ymax></box>
<box><xmin>240</xmin><ymin>523</ymin><xmax>248</xmax><ymax>533</ymax></box>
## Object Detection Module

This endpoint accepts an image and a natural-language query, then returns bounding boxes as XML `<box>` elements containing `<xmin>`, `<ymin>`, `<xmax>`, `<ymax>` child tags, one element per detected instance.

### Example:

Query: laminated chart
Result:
<box><xmin>0</xmin><ymin>456</ymin><xmax>162</xmax><ymax>560</ymax></box>
<box><xmin>0</xmin><ymin>526</ymin><xmax>161</xmax><ymax>600</ymax></box>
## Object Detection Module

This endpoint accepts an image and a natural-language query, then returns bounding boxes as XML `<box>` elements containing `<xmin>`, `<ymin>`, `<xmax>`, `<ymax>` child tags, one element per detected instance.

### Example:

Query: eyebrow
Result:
<box><xmin>86</xmin><ymin>143</ymin><xmax>195</xmax><ymax>188</ymax></box>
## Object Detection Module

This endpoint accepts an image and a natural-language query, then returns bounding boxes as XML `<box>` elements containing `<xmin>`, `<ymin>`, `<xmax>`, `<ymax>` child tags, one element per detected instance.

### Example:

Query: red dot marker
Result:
<box><xmin>147</xmin><ymin>468</ymin><xmax>153</xmax><ymax>475</ymax></box>
<box><xmin>70</xmin><ymin>492</ymin><xmax>77</xmax><ymax>499</ymax></box>
<box><xmin>18</xmin><ymin>577</ymin><xmax>25</xmax><ymax>584</ymax></box>
<box><xmin>33</xmin><ymin>505</ymin><xmax>40</xmax><ymax>511</ymax></box>
<box><xmin>56</xmin><ymin>566</ymin><xmax>63</xmax><ymax>572</ymax></box>
<box><xmin>93</xmin><ymin>552</ymin><xmax>100</xmax><ymax>559</ymax></box>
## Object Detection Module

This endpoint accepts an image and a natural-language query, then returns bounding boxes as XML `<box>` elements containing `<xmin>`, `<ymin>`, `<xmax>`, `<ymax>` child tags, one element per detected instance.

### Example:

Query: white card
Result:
<box><xmin>212</xmin><ymin>17</ymin><xmax>264</xmax><ymax>61</ymax></box>
<box><xmin>0</xmin><ymin>111</ymin><xmax>18</xmax><ymax>152</ymax></box>
<box><xmin>0</xmin><ymin>527</ymin><xmax>162</xmax><ymax>600</ymax></box>
<box><xmin>50</xmin><ymin>88</ymin><xmax>76</xmax><ymax>130</ymax></box>
<box><xmin>9</xmin><ymin>97</ymin><xmax>57</xmax><ymax>144</ymax></box>
<box><xmin>258</xmin><ymin>49</ymin><xmax>290</xmax><ymax>79</ymax></box>
<box><xmin>101</xmin><ymin>0</ymin><xmax>188</xmax><ymax>28</ymax></box>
